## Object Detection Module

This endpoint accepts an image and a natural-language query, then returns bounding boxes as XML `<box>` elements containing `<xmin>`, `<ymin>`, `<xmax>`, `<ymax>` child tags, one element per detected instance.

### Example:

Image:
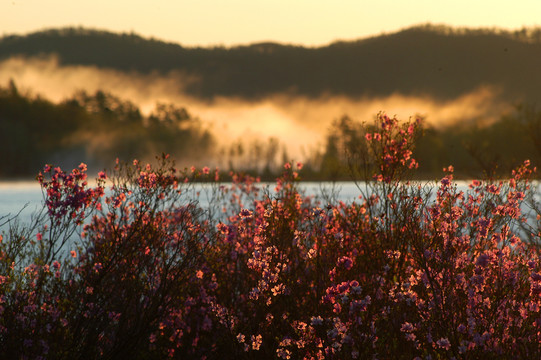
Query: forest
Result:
<box><xmin>1</xmin><ymin>80</ymin><xmax>541</xmax><ymax>180</ymax></box>
<box><xmin>0</xmin><ymin>81</ymin><xmax>213</xmax><ymax>178</ymax></box>
<box><xmin>1</xmin><ymin>24</ymin><xmax>541</xmax><ymax>102</ymax></box>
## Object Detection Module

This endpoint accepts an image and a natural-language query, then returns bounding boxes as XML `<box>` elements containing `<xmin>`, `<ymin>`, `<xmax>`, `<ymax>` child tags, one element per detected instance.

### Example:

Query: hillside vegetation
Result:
<box><xmin>1</xmin><ymin>25</ymin><xmax>541</xmax><ymax>101</ymax></box>
<box><xmin>0</xmin><ymin>81</ymin><xmax>213</xmax><ymax>177</ymax></box>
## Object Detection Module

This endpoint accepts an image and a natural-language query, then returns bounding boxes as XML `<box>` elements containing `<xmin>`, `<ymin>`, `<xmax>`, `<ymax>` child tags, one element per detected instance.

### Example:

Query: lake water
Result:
<box><xmin>0</xmin><ymin>181</ymin><xmax>44</xmax><ymax>225</ymax></box>
<box><xmin>2</xmin><ymin>179</ymin><xmax>540</xmax><ymax>257</ymax></box>
<box><xmin>1</xmin><ymin>179</ymin><xmax>532</xmax><ymax>228</ymax></box>
<box><xmin>0</xmin><ymin>181</ymin><xmax>369</xmax><ymax>227</ymax></box>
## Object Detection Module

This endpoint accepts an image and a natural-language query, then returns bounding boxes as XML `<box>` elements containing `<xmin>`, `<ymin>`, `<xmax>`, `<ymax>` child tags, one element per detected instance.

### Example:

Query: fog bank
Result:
<box><xmin>0</xmin><ymin>55</ymin><xmax>513</xmax><ymax>160</ymax></box>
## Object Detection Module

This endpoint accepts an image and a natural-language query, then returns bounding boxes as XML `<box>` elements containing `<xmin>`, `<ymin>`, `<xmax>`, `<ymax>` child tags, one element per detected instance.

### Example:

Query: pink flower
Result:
<box><xmin>436</xmin><ymin>337</ymin><xmax>451</xmax><ymax>350</ymax></box>
<box><xmin>203</xmin><ymin>166</ymin><xmax>210</xmax><ymax>175</ymax></box>
<box><xmin>311</xmin><ymin>316</ymin><xmax>323</xmax><ymax>326</ymax></box>
<box><xmin>476</xmin><ymin>253</ymin><xmax>490</xmax><ymax>267</ymax></box>
<box><xmin>70</xmin><ymin>250</ymin><xmax>77</xmax><ymax>258</ymax></box>
<box><xmin>337</xmin><ymin>256</ymin><xmax>353</xmax><ymax>270</ymax></box>
<box><xmin>251</xmin><ymin>334</ymin><xmax>263</xmax><ymax>350</ymax></box>
<box><xmin>400</xmin><ymin>322</ymin><xmax>414</xmax><ymax>332</ymax></box>
<box><xmin>271</xmin><ymin>284</ymin><xmax>285</xmax><ymax>296</ymax></box>
<box><xmin>240</xmin><ymin>209</ymin><xmax>253</xmax><ymax>218</ymax></box>
<box><xmin>276</xmin><ymin>348</ymin><xmax>291</xmax><ymax>359</ymax></box>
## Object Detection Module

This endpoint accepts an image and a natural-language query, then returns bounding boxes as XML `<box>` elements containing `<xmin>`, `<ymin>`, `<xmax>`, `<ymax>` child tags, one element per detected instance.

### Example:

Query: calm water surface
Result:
<box><xmin>0</xmin><ymin>181</ymin><xmax>367</xmax><ymax>225</ymax></box>
<box><xmin>0</xmin><ymin>181</ymin><xmax>44</xmax><ymax>225</ymax></box>
<box><xmin>0</xmin><ymin>180</ymin><xmax>489</xmax><ymax>227</ymax></box>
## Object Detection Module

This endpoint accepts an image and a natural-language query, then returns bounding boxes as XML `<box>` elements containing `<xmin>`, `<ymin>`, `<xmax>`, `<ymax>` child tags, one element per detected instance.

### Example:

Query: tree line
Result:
<box><xmin>1</xmin><ymin>81</ymin><xmax>541</xmax><ymax>180</ymax></box>
<box><xmin>318</xmin><ymin>107</ymin><xmax>541</xmax><ymax>180</ymax></box>
<box><xmin>1</xmin><ymin>25</ymin><xmax>541</xmax><ymax>102</ymax></box>
<box><xmin>0</xmin><ymin>81</ymin><xmax>213</xmax><ymax>178</ymax></box>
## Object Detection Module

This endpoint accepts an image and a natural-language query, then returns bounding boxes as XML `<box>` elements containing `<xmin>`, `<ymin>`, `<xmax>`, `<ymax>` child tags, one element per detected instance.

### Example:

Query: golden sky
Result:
<box><xmin>1</xmin><ymin>0</ymin><xmax>540</xmax><ymax>47</ymax></box>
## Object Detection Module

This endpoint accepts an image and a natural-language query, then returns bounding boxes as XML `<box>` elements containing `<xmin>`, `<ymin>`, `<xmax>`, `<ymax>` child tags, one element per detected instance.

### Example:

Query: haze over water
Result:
<box><xmin>0</xmin><ymin>55</ymin><xmax>512</xmax><ymax>162</ymax></box>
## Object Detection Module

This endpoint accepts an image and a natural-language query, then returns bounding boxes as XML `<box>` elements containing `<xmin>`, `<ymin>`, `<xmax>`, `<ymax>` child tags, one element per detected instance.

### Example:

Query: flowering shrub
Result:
<box><xmin>2</xmin><ymin>113</ymin><xmax>541</xmax><ymax>359</ymax></box>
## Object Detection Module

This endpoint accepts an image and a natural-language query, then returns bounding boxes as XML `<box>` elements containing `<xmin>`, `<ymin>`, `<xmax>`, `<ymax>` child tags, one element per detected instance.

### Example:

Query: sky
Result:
<box><xmin>1</xmin><ymin>0</ymin><xmax>541</xmax><ymax>47</ymax></box>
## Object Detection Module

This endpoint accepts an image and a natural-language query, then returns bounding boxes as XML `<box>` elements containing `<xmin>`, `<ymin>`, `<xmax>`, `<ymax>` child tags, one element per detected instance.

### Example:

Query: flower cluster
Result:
<box><xmin>364</xmin><ymin>113</ymin><xmax>421</xmax><ymax>183</ymax></box>
<box><xmin>37</xmin><ymin>163</ymin><xmax>106</xmax><ymax>226</ymax></box>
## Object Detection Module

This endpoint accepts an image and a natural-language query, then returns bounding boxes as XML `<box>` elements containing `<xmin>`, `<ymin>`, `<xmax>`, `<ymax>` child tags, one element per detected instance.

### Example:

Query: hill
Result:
<box><xmin>1</xmin><ymin>25</ymin><xmax>541</xmax><ymax>102</ymax></box>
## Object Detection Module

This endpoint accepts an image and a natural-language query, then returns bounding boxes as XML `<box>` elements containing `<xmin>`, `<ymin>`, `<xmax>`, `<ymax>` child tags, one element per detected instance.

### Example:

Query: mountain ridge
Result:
<box><xmin>1</xmin><ymin>24</ymin><xmax>541</xmax><ymax>102</ymax></box>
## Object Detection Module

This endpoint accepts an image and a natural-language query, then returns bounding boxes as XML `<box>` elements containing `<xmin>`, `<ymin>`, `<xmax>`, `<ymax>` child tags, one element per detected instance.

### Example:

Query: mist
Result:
<box><xmin>0</xmin><ymin>55</ymin><xmax>513</xmax><ymax>161</ymax></box>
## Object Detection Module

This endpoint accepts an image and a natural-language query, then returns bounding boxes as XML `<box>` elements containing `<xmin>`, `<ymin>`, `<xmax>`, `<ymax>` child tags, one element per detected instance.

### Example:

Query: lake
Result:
<box><xmin>3</xmin><ymin>179</ymin><xmax>540</xmax><ymax>258</ymax></box>
<box><xmin>0</xmin><ymin>181</ymin><xmax>44</xmax><ymax>225</ymax></box>
<box><xmin>2</xmin><ymin>179</ymin><xmax>530</xmax><ymax>228</ymax></box>
<box><xmin>0</xmin><ymin>181</ymin><xmax>371</xmax><ymax>226</ymax></box>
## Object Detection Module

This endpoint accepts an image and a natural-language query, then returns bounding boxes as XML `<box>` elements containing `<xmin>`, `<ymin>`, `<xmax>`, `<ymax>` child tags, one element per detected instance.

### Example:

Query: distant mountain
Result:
<box><xmin>1</xmin><ymin>25</ymin><xmax>541</xmax><ymax>102</ymax></box>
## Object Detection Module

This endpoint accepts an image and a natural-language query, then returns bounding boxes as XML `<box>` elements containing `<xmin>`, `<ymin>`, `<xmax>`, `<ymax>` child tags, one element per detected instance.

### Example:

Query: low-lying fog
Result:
<box><xmin>0</xmin><ymin>55</ymin><xmax>513</xmax><ymax>161</ymax></box>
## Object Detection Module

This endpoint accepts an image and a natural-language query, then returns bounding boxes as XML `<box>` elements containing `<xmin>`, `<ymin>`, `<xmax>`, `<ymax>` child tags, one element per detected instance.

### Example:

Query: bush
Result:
<box><xmin>2</xmin><ymin>113</ymin><xmax>541</xmax><ymax>359</ymax></box>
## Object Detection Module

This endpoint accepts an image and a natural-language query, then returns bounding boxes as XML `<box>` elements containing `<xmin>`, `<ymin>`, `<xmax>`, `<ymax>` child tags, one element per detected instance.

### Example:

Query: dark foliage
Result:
<box><xmin>1</xmin><ymin>25</ymin><xmax>541</xmax><ymax>101</ymax></box>
<box><xmin>0</xmin><ymin>83</ymin><xmax>213</xmax><ymax>178</ymax></box>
